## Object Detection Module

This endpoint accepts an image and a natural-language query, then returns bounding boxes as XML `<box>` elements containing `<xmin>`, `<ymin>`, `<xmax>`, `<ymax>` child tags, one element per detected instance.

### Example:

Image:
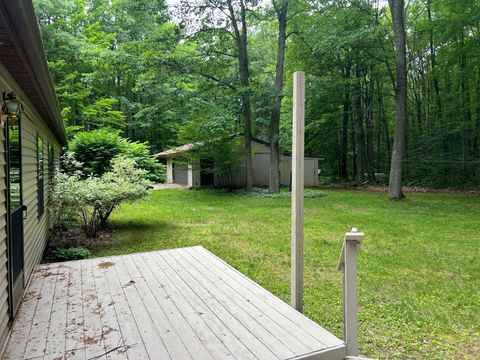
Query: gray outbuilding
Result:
<box><xmin>154</xmin><ymin>138</ymin><xmax>324</xmax><ymax>188</ymax></box>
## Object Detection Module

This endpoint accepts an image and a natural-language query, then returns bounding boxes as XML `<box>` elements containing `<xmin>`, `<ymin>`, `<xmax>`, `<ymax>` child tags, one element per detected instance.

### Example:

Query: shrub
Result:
<box><xmin>55</xmin><ymin>247</ymin><xmax>91</xmax><ymax>261</ymax></box>
<box><xmin>50</xmin><ymin>157</ymin><xmax>150</xmax><ymax>238</ymax></box>
<box><xmin>68</xmin><ymin>129</ymin><xmax>165</xmax><ymax>181</ymax></box>
<box><xmin>88</xmin><ymin>156</ymin><xmax>150</xmax><ymax>231</ymax></box>
<box><xmin>68</xmin><ymin>129</ymin><xmax>122</xmax><ymax>176</ymax></box>
<box><xmin>49</xmin><ymin>169</ymin><xmax>84</xmax><ymax>229</ymax></box>
<box><xmin>121</xmin><ymin>141</ymin><xmax>166</xmax><ymax>182</ymax></box>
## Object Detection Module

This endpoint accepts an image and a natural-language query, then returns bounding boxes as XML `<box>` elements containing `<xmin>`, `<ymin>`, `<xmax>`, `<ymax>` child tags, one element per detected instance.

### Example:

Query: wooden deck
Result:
<box><xmin>1</xmin><ymin>246</ymin><xmax>346</xmax><ymax>360</ymax></box>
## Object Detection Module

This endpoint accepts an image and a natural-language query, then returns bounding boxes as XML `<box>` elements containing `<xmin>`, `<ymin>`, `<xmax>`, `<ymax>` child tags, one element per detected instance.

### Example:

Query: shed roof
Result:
<box><xmin>154</xmin><ymin>142</ymin><xmax>203</xmax><ymax>159</ymax></box>
<box><xmin>154</xmin><ymin>136</ymin><xmax>325</xmax><ymax>160</ymax></box>
<box><xmin>0</xmin><ymin>0</ymin><xmax>66</xmax><ymax>145</ymax></box>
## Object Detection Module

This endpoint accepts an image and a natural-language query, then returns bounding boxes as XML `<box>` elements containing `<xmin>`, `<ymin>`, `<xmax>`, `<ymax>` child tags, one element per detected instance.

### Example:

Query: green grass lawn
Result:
<box><xmin>94</xmin><ymin>188</ymin><xmax>480</xmax><ymax>360</ymax></box>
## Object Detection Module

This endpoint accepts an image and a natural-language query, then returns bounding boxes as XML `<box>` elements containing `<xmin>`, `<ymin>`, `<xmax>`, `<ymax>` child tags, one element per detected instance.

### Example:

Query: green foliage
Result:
<box><xmin>51</xmin><ymin>157</ymin><xmax>150</xmax><ymax>238</ymax></box>
<box><xmin>68</xmin><ymin>129</ymin><xmax>165</xmax><ymax>181</ymax></box>
<box><xmin>55</xmin><ymin>246</ymin><xmax>91</xmax><ymax>261</ymax></box>
<box><xmin>69</xmin><ymin>129</ymin><xmax>123</xmax><ymax>176</ymax></box>
<box><xmin>82</xmin><ymin>98</ymin><xmax>125</xmax><ymax>130</ymax></box>
<box><xmin>35</xmin><ymin>0</ymin><xmax>480</xmax><ymax>190</ymax></box>
<box><xmin>120</xmin><ymin>141</ymin><xmax>166</xmax><ymax>182</ymax></box>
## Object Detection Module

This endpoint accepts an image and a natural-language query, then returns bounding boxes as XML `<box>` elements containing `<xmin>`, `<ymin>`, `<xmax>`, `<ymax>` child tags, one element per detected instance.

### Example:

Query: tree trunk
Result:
<box><xmin>427</xmin><ymin>0</ymin><xmax>447</xmax><ymax>181</ymax></box>
<box><xmin>354</xmin><ymin>64</ymin><xmax>365</xmax><ymax>183</ymax></box>
<box><xmin>459</xmin><ymin>40</ymin><xmax>472</xmax><ymax>182</ymax></box>
<box><xmin>227</xmin><ymin>0</ymin><xmax>253</xmax><ymax>191</ymax></box>
<box><xmin>341</xmin><ymin>60</ymin><xmax>351</xmax><ymax>181</ymax></box>
<box><xmin>388</xmin><ymin>0</ymin><xmax>407</xmax><ymax>200</ymax></box>
<box><xmin>475</xmin><ymin>70</ymin><xmax>480</xmax><ymax>160</ymax></box>
<box><xmin>365</xmin><ymin>74</ymin><xmax>375</xmax><ymax>181</ymax></box>
<box><xmin>350</xmin><ymin>114</ymin><xmax>357</xmax><ymax>180</ymax></box>
<box><xmin>269</xmin><ymin>0</ymin><xmax>288</xmax><ymax>192</ymax></box>
<box><xmin>377</xmin><ymin>79</ymin><xmax>391</xmax><ymax>155</ymax></box>
<box><xmin>427</xmin><ymin>0</ymin><xmax>442</xmax><ymax>123</ymax></box>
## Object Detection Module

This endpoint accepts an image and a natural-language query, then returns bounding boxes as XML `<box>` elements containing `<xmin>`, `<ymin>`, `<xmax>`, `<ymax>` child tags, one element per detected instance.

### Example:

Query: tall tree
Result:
<box><xmin>226</xmin><ymin>0</ymin><xmax>254</xmax><ymax>190</ymax></box>
<box><xmin>387</xmin><ymin>0</ymin><xmax>407</xmax><ymax>200</ymax></box>
<box><xmin>269</xmin><ymin>0</ymin><xmax>288</xmax><ymax>192</ymax></box>
<box><xmin>179</xmin><ymin>0</ymin><xmax>255</xmax><ymax>190</ymax></box>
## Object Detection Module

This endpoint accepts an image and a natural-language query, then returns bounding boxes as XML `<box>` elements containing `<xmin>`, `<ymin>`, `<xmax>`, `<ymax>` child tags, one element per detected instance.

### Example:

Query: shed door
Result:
<box><xmin>173</xmin><ymin>163</ymin><xmax>189</xmax><ymax>185</ymax></box>
<box><xmin>5</xmin><ymin>116</ymin><xmax>25</xmax><ymax>316</ymax></box>
<box><xmin>304</xmin><ymin>159</ymin><xmax>316</xmax><ymax>186</ymax></box>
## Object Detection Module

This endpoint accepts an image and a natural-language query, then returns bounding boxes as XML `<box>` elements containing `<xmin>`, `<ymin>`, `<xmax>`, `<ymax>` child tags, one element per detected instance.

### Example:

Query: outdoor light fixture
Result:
<box><xmin>1</xmin><ymin>92</ymin><xmax>22</xmax><ymax>127</ymax></box>
<box><xmin>0</xmin><ymin>105</ymin><xmax>8</xmax><ymax>127</ymax></box>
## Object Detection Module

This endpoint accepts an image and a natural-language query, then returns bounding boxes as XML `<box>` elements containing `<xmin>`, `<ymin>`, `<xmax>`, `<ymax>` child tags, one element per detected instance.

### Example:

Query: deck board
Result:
<box><xmin>149</xmin><ymin>252</ymin><xmax>257</xmax><ymax>360</ymax></box>
<box><xmin>1</xmin><ymin>247</ymin><xmax>346</xmax><ymax>360</ymax></box>
<box><xmin>179</xmin><ymin>248</ymin><xmax>317</xmax><ymax>352</ymax></box>
<box><xmin>101</xmin><ymin>257</ymin><xmax>150</xmax><ymax>360</ymax></box>
<box><xmin>65</xmin><ymin>260</ymin><xmax>86</xmax><ymax>354</ymax></box>
<box><xmin>168</xmin><ymin>249</ymin><xmax>296</xmax><ymax>358</ymax></box>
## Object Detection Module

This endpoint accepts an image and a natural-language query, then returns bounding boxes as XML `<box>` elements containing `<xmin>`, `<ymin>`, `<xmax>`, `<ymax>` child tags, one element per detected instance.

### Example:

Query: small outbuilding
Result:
<box><xmin>154</xmin><ymin>138</ymin><xmax>324</xmax><ymax>188</ymax></box>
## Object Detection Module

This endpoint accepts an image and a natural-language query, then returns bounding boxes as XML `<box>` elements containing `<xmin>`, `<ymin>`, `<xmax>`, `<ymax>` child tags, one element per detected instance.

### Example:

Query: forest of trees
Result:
<box><xmin>34</xmin><ymin>0</ymin><xmax>480</xmax><ymax>190</ymax></box>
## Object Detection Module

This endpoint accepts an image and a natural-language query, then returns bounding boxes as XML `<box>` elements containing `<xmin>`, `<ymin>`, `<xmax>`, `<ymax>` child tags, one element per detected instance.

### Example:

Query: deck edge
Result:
<box><xmin>291</xmin><ymin>344</ymin><xmax>346</xmax><ymax>360</ymax></box>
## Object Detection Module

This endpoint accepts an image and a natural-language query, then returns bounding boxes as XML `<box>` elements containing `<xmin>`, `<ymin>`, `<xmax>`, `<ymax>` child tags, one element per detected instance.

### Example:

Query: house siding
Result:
<box><xmin>0</xmin><ymin>63</ymin><xmax>63</xmax><ymax>348</ymax></box>
<box><xmin>0</xmin><ymin>127</ymin><xmax>8</xmax><ymax>347</ymax></box>
<box><xmin>21</xmin><ymin>109</ymin><xmax>61</xmax><ymax>281</ymax></box>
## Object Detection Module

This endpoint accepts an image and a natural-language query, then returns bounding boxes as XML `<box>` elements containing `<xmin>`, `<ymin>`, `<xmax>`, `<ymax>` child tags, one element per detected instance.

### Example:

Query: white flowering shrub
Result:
<box><xmin>50</xmin><ymin>157</ymin><xmax>150</xmax><ymax>238</ymax></box>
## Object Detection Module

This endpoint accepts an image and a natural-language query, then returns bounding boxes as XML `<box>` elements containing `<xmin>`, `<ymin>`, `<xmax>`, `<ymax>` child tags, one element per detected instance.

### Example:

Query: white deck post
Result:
<box><xmin>187</xmin><ymin>163</ymin><xmax>194</xmax><ymax>188</ymax></box>
<box><xmin>338</xmin><ymin>229</ymin><xmax>364</xmax><ymax>358</ymax></box>
<box><xmin>291</xmin><ymin>71</ymin><xmax>305</xmax><ymax>312</ymax></box>
<box><xmin>166</xmin><ymin>158</ymin><xmax>173</xmax><ymax>183</ymax></box>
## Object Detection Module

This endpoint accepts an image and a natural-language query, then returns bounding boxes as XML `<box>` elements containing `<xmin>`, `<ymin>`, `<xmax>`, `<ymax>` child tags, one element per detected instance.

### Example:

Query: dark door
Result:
<box><xmin>6</xmin><ymin>117</ymin><xmax>25</xmax><ymax>315</ymax></box>
<box><xmin>200</xmin><ymin>158</ymin><xmax>214</xmax><ymax>186</ymax></box>
<box><xmin>173</xmin><ymin>162</ymin><xmax>189</xmax><ymax>185</ymax></box>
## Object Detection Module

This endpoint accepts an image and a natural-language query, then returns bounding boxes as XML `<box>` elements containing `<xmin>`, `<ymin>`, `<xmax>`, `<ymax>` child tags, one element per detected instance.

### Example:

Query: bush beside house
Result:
<box><xmin>69</xmin><ymin>129</ymin><xmax>166</xmax><ymax>182</ymax></box>
<box><xmin>51</xmin><ymin>157</ymin><xmax>150</xmax><ymax>238</ymax></box>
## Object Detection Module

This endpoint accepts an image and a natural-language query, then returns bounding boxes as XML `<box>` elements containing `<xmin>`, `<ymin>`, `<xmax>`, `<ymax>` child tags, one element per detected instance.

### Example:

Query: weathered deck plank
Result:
<box><xmin>149</xmin><ymin>252</ymin><xmax>257</xmax><ymax>360</ymax></box>
<box><xmin>139</xmin><ymin>252</ymin><xmax>234</xmax><ymax>359</ymax></box>
<box><xmin>100</xmin><ymin>257</ymin><xmax>150</xmax><ymax>360</ymax></box>
<box><xmin>112</xmin><ymin>255</ymin><xmax>171</xmax><ymax>359</ymax></box>
<box><xmin>192</xmin><ymin>246</ymin><xmax>344</xmax><ymax>347</ymax></box>
<box><xmin>23</xmin><ymin>263</ymin><xmax>61</xmax><ymax>359</ymax></box>
<box><xmin>44</xmin><ymin>262</ymin><xmax>70</xmax><ymax>359</ymax></box>
<box><xmin>1</xmin><ymin>247</ymin><xmax>346</xmax><ymax>360</ymax></box>
<box><xmin>91</xmin><ymin>257</ymin><xmax>128</xmax><ymax>360</ymax></box>
<box><xmin>168</xmin><ymin>249</ymin><xmax>297</xmax><ymax>358</ymax></box>
<box><xmin>179</xmin><ymin>248</ymin><xmax>316</xmax><ymax>352</ymax></box>
<box><xmin>65</xmin><ymin>260</ymin><xmax>86</xmax><ymax>354</ymax></box>
<box><xmin>3</xmin><ymin>264</ymin><xmax>47</xmax><ymax>359</ymax></box>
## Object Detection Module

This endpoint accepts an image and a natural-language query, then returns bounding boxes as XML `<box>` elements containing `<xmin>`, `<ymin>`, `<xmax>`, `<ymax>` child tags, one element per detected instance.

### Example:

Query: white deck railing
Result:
<box><xmin>338</xmin><ymin>228</ymin><xmax>364</xmax><ymax>358</ymax></box>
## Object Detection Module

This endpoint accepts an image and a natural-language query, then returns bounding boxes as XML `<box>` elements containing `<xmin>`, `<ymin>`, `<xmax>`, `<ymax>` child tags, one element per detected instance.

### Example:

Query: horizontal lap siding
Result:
<box><xmin>0</xmin><ymin>63</ymin><xmax>64</xmax><ymax>352</ymax></box>
<box><xmin>21</xmin><ymin>112</ymin><xmax>61</xmax><ymax>281</ymax></box>
<box><xmin>0</xmin><ymin>128</ymin><xmax>7</xmax><ymax>347</ymax></box>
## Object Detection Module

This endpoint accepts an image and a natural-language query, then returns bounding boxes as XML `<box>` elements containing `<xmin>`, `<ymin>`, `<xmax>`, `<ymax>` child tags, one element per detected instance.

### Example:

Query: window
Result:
<box><xmin>37</xmin><ymin>135</ymin><xmax>44</xmax><ymax>217</ymax></box>
<box><xmin>48</xmin><ymin>143</ymin><xmax>55</xmax><ymax>182</ymax></box>
<box><xmin>8</xmin><ymin>122</ymin><xmax>21</xmax><ymax>211</ymax></box>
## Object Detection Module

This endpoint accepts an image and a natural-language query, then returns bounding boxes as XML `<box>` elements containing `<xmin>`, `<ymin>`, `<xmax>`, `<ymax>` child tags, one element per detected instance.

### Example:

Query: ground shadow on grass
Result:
<box><xmin>94</xmin><ymin>220</ymin><xmax>184</xmax><ymax>257</ymax></box>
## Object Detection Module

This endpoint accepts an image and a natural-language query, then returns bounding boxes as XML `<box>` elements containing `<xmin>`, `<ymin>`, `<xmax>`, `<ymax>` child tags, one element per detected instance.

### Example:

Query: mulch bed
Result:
<box><xmin>43</xmin><ymin>226</ymin><xmax>112</xmax><ymax>263</ymax></box>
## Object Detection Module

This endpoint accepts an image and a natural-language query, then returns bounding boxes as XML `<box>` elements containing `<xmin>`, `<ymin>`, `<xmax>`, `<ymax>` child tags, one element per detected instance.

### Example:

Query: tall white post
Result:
<box><xmin>187</xmin><ymin>163</ymin><xmax>194</xmax><ymax>188</ymax></box>
<box><xmin>338</xmin><ymin>229</ymin><xmax>364</xmax><ymax>358</ymax></box>
<box><xmin>166</xmin><ymin>158</ymin><xmax>173</xmax><ymax>183</ymax></box>
<box><xmin>291</xmin><ymin>71</ymin><xmax>305</xmax><ymax>312</ymax></box>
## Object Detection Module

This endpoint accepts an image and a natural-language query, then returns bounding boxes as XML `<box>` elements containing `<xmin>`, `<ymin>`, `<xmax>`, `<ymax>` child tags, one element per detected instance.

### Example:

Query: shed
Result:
<box><xmin>154</xmin><ymin>138</ymin><xmax>324</xmax><ymax>188</ymax></box>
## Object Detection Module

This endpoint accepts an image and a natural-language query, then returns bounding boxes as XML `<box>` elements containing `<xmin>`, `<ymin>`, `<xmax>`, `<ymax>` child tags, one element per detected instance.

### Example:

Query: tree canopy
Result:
<box><xmin>35</xmin><ymin>0</ymin><xmax>480</xmax><ymax>189</ymax></box>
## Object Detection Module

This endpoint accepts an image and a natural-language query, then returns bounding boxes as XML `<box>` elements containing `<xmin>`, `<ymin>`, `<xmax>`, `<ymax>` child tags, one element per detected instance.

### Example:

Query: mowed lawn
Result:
<box><xmin>94</xmin><ymin>189</ymin><xmax>480</xmax><ymax>360</ymax></box>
